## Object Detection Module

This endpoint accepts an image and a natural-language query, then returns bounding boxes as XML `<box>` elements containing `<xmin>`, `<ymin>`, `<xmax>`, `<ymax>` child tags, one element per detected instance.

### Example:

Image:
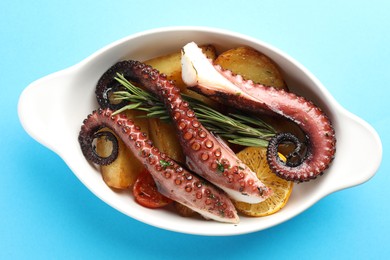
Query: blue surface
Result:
<box><xmin>1</xmin><ymin>0</ymin><xmax>388</xmax><ymax>259</ymax></box>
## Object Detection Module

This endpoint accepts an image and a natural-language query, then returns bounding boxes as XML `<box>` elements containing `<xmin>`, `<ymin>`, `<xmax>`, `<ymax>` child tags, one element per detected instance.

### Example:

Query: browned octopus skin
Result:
<box><xmin>95</xmin><ymin>60</ymin><xmax>271</xmax><ymax>204</ymax></box>
<box><xmin>78</xmin><ymin>108</ymin><xmax>239</xmax><ymax>223</ymax></box>
<box><xmin>188</xmin><ymin>65</ymin><xmax>336</xmax><ymax>182</ymax></box>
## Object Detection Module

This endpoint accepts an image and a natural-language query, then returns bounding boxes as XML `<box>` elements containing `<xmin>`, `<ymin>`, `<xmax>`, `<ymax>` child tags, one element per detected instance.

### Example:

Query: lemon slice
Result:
<box><xmin>233</xmin><ymin>146</ymin><xmax>293</xmax><ymax>217</ymax></box>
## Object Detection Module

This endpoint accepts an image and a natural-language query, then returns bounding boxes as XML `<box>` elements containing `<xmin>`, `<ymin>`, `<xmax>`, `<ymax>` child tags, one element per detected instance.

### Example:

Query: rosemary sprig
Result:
<box><xmin>112</xmin><ymin>73</ymin><xmax>275</xmax><ymax>147</ymax></box>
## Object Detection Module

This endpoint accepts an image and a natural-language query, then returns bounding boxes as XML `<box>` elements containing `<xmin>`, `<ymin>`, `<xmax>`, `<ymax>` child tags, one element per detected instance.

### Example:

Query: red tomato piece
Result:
<box><xmin>133</xmin><ymin>169</ymin><xmax>173</xmax><ymax>208</ymax></box>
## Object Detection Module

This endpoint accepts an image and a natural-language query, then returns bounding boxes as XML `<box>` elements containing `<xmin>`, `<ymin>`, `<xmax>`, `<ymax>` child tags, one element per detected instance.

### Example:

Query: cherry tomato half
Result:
<box><xmin>133</xmin><ymin>169</ymin><xmax>172</xmax><ymax>208</ymax></box>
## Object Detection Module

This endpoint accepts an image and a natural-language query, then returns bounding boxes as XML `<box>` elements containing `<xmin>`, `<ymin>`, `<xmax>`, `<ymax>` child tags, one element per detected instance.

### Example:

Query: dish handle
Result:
<box><xmin>328</xmin><ymin>109</ymin><xmax>382</xmax><ymax>193</ymax></box>
<box><xmin>18</xmin><ymin>70</ymin><xmax>73</xmax><ymax>152</ymax></box>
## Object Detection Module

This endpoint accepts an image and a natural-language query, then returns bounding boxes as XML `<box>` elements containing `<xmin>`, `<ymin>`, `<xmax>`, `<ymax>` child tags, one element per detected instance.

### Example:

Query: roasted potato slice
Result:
<box><xmin>214</xmin><ymin>46</ymin><xmax>288</xmax><ymax>90</ymax></box>
<box><xmin>96</xmin><ymin>110</ymin><xmax>150</xmax><ymax>189</ymax></box>
<box><xmin>144</xmin><ymin>45</ymin><xmax>217</xmax><ymax>90</ymax></box>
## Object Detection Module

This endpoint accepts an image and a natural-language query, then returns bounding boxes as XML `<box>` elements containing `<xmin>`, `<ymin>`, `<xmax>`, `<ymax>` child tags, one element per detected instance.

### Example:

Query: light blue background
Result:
<box><xmin>1</xmin><ymin>0</ymin><xmax>388</xmax><ymax>259</ymax></box>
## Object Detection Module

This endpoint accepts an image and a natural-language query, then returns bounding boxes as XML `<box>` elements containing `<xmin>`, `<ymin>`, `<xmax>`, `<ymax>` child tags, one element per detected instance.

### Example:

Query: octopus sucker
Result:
<box><xmin>181</xmin><ymin>42</ymin><xmax>336</xmax><ymax>182</ymax></box>
<box><xmin>95</xmin><ymin>60</ymin><xmax>271</xmax><ymax>204</ymax></box>
<box><xmin>78</xmin><ymin>108</ymin><xmax>239</xmax><ymax>223</ymax></box>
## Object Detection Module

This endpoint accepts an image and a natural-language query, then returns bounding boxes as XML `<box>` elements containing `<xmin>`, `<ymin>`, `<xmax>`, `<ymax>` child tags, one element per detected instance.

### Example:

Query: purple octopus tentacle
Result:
<box><xmin>78</xmin><ymin>108</ymin><xmax>239</xmax><ymax>223</ymax></box>
<box><xmin>181</xmin><ymin>41</ymin><xmax>336</xmax><ymax>182</ymax></box>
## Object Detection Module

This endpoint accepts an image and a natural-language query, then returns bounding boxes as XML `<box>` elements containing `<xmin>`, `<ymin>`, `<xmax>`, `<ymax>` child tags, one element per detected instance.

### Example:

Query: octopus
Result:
<box><xmin>79</xmin><ymin>108</ymin><xmax>239</xmax><ymax>223</ymax></box>
<box><xmin>79</xmin><ymin>41</ymin><xmax>336</xmax><ymax>223</ymax></box>
<box><xmin>181</xmin><ymin>42</ymin><xmax>336</xmax><ymax>182</ymax></box>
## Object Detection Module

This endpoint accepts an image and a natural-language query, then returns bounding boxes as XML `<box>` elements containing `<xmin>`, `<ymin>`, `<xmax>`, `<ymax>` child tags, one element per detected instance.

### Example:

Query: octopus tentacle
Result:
<box><xmin>78</xmin><ymin>108</ymin><xmax>239</xmax><ymax>223</ymax></box>
<box><xmin>96</xmin><ymin>64</ymin><xmax>130</xmax><ymax>110</ymax></box>
<box><xmin>96</xmin><ymin>60</ymin><xmax>271</xmax><ymax>204</ymax></box>
<box><xmin>267</xmin><ymin>132</ymin><xmax>305</xmax><ymax>168</ymax></box>
<box><xmin>181</xmin><ymin>42</ymin><xmax>336</xmax><ymax>182</ymax></box>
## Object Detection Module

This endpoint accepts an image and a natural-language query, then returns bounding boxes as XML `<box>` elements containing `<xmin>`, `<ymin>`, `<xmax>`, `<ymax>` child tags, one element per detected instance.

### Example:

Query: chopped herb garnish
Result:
<box><xmin>159</xmin><ymin>159</ymin><xmax>171</xmax><ymax>169</ymax></box>
<box><xmin>216</xmin><ymin>160</ymin><xmax>225</xmax><ymax>173</ymax></box>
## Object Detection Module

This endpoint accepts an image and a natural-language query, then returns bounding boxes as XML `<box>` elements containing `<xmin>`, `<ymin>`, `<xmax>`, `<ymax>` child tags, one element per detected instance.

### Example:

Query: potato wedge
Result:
<box><xmin>144</xmin><ymin>45</ymin><xmax>217</xmax><ymax>91</ymax></box>
<box><xmin>214</xmin><ymin>46</ymin><xmax>288</xmax><ymax>90</ymax></box>
<box><xmin>148</xmin><ymin>118</ymin><xmax>185</xmax><ymax>164</ymax></box>
<box><xmin>202</xmin><ymin>44</ymin><xmax>218</xmax><ymax>60</ymax></box>
<box><xmin>145</xmin><ymin>52</ymin><xmax>186</xmax><ymax>89</ymax></box>
<box><xmin>96</xmin><ymin>110</ymin><xmax>150</xmax><ymax>189</ymax></box>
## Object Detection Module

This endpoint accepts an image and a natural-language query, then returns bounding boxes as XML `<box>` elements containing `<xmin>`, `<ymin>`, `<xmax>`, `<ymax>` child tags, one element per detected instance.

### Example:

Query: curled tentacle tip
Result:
<box><xmin>79</xmin><ymin>129</ymin><xmax>119</xmax><ymax>166</ymax></box>
<box><xmin>95</xmin><ymin>61</ymin><xmax>135</xmax><ymax>110</ymax></box>
<box><xmin>266</xmin><ymin>132</ymin><xmax>309</xmax><ymax>182</ymax></box>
